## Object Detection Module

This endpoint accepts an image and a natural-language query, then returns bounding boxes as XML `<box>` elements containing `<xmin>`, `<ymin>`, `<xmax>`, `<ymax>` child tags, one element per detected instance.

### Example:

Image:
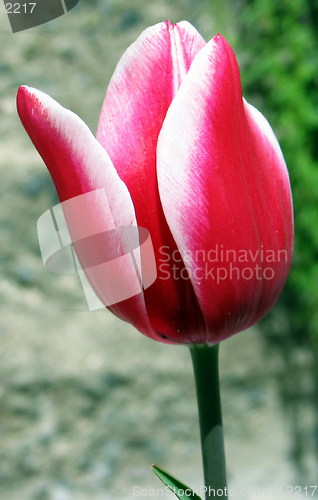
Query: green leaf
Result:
<box><xmin>152</xmin><ymin>464</ymin><xmax>202</xmax><ymax>500</ymax></box>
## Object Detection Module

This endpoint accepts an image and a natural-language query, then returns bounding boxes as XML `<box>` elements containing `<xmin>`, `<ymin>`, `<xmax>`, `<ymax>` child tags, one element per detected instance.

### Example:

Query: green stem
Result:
<box><xmin>190</xmin><ymin>344</ymin><xmax>227</xmax><ymax>499</ymax></box>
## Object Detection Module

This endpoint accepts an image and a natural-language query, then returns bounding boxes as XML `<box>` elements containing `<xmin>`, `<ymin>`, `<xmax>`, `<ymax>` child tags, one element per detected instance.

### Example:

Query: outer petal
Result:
<box><xmin>17</xmin><ymin>86</ymin><xmax>161</xmax><ymax>341</ymax></box>
<box><xmin>97</xmin><ymin>21</ymin><xmax>207</xmax><ymax>341</ymax></box>
<box><xmin>157</xmin><ymin>35</ymin><xmax>294</xmax><ymax>343</ymax></box>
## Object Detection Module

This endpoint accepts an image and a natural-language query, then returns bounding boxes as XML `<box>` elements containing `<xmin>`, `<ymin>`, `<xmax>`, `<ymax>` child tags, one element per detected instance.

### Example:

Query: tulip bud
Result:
<box><xmin>17</xmin><ymin>21</ymin><xmax>293</xmax><ymax>345</ymax></box>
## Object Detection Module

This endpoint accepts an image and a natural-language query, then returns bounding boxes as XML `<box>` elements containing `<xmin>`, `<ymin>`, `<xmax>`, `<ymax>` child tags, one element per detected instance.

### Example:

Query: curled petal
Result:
<box><xmin>17</xmin><ymin>86</ymin><xmax>160</xmax><ymax>340</ymax></box>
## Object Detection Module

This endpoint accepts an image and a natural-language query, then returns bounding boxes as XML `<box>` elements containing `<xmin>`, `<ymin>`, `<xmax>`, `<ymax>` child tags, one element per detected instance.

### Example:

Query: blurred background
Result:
<box><xmin>0</xmin><ymin>0</ymin><xmax>317</xmax><ymax>498</ymax></box>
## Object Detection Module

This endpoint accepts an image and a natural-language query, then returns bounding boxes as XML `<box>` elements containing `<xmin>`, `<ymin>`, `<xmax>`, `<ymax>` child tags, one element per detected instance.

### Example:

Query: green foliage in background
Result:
<box><xmin>237</xmin><ymin>0</ymin><xmax>318</xmax><ymax>345</ymax></box>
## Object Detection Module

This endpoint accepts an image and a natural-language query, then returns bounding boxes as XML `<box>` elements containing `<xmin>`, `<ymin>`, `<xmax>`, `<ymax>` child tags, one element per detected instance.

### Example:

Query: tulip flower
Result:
<box><xmin>16</xmin><ymin>20</ymin><xmax>293</xmax><ymax>346</ymax></box>
<box><xmin>17</xmin><ymin>20</ymin><xmax>293</xmax><ymax>497</ymax></box>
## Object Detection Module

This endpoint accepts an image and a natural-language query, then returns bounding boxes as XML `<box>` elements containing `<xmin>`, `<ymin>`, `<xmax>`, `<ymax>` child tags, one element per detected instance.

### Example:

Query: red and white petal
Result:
<box><xmin>97</xmin><ymin>21</ymin><xmax>207</xmax><ymax>341</ymax></box>
<box><xmin>157</xmin><ymin>35</ymin><xmax>293</xmax><ymax>343</ymax></box>
<box><xmin>17</xmin><ymin>86</ymin><xmax>160</xmax><ymax>340</ymax></box>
